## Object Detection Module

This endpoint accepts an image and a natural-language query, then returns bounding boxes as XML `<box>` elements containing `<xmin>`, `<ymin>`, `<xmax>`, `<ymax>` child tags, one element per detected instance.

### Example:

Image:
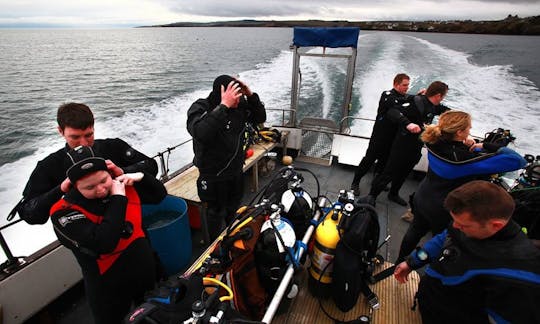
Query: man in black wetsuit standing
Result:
<box><xmin>187</xmin><ymin>75</ymin><xmax>266</xmax><ymax>240</ymax></box>
<box><xmin>350</xmin><ymin>73</ymin><xmax>413</xmax><ymax>195</ymax></box>
<box><xmin>18</xmin><ymin>102</ymin><xmax>158</xmax><ymax>225</ymax></box>
<box><xmin>359</xmin><ymin>81</ymin><xmax>450</xmax><ymax>206</ymax></box>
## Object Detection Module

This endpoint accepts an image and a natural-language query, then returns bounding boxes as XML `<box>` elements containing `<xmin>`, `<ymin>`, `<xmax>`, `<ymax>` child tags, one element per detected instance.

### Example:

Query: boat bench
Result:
<box><xmin>164</xmin><ymin>136</ymin><xmax>287</xmax><ymax>245</ymax></box>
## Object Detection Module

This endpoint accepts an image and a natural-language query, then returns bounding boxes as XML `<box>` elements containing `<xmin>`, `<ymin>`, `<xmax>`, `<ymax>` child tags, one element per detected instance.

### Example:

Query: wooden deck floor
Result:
<box><xmin>272</xmin><ymin>262</ymin><xmax>421</xmax><ymax>324</ymax></box>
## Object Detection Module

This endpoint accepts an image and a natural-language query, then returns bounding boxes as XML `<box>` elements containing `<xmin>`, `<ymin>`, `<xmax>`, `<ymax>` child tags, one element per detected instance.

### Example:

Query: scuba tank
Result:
<box><xmin>255</xmin><ymin>204</ymin><xmax>297</xmax><ymax>295</ymax></box>
<box><xmin>308</xmin><ymin>204</ymin><xmax>342</xmax><ymax>298</ymax></box>
<box><xmin>280</xmin><ymin>173</ymin><xmax>314</xmax><ymax>239</ymax></box>
<box><xmin>260</xmin><ymin>204</ymin><xmax>296</xmax><ymax>254</ymax></box>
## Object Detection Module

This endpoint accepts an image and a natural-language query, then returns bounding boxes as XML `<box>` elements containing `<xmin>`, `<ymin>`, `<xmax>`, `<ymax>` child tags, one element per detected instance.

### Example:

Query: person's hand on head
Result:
<box><xmin>106</xmin><ymin>160</ymin><xmax>124</xmax><ymax>177</ymax></box>
<box><xmin>220</xmin><ymin>80</ymin><xmax>242</xmax><ymax>109</ymax></box>
<box><xmin>235</xmin><ymin>79</ymin><xmax>252</xmax><ymax>96</ymax></box>
<box><xmin>60</xmin><ymin>177</ymin><xmax>72</xmax><ymax>193</ymax></box>
<box><xmin>110</xmin><ymin>178</ymin><xmax>126</xmax><ymax>196</ymax></box>
<box><xmin>115</xmin><ymin>172</ymin><xmax>144</xmax><ymax>186</ymax></box>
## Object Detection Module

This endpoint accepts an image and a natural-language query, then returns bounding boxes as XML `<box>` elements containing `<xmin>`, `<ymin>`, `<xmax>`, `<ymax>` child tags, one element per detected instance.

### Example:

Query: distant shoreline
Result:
<box><xmin>142</xmin><ymin>15</ymin><xmax>540</xmax><ymax>36</ymax></box>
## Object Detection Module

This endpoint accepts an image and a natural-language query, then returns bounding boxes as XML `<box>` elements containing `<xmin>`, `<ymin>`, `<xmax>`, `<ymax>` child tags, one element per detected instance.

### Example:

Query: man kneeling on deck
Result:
<box><xmin>50</xmin><ymin>146</ymin><xmax>167</xmax><ymax>324</ymax></box>
<box><xmin>394</xmin><ymin>180</ymin><xmax>540</xmax><ymax>324</ymax></box>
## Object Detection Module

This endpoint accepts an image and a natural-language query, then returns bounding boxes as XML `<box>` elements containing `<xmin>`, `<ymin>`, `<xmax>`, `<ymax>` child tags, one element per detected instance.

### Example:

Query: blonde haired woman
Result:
<box><xmin>421</xmin><ymin>110</ymin><xmax>493</xmax><ymax>156</ymax></box>
<box><xmin>396</xmin><ymin>110</ymin><xmax>525</xmax><ymax>263</ymax></box>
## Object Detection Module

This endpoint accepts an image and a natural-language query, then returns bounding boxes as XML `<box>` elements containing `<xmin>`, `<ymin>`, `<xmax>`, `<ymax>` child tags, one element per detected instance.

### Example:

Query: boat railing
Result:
<box><xmin>151</xmin><ymin>107</ymin><xmax>296</xmax><ymax>183</ymax></box>
<box><xmin>0</xmin><ymin>113</ymin><xmax>373</xmax><ymax>274</ymax></box>
<box><xmin>0</xmin><ymin>217</ymin><xmax>25</xmax><ymax>276</ymax></box>
<box><xmin>339</xmin><ymin>115</ymin><xmax>376</xmax><ymax>138</ymax></box>
<box><xmin>151</xmin><ymin>138</ymin><xmax>194</xmax><ymax>182</ymax></box>
<box><xmin>1</xmin><ymin>140</ymin><xmax>196</xmax><ymax>274</ymax></box>
<box><xmin>265</xmin><ymin>107</ymin><xmax>295</xmax><ymax>127</ymax></box>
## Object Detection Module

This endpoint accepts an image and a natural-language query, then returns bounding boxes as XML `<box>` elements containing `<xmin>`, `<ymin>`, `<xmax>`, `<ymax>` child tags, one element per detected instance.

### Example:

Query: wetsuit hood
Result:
<box><xmin>208</xmin><ymin>75</ymin><xmax>236</xmax><ymax>107</ymax></box>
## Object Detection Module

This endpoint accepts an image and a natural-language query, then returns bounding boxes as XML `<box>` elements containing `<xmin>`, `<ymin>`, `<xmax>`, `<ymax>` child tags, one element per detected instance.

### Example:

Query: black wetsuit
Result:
<box><xmin>187</xmin><ymin>93</ymin><xmax>266</xmax><ymax>239</ymax></box>
<box><xmin>351</xmin><ymin>89</ymin><xmax>412</xmax><ymax>186</ymax></box>
<box><xmin>50</xmin><ymin>173</ymin><xmax>167</xmax><ymax>324</ymax></box>
<box><xmin>19</xmin><ymin>138</ymin><xmax>158</xmax><ymax>225</ymax></box>
<box><xmin>396</xmin><ymin>140</ymin><xmax>506</xmax><ymax>262</ymax></box>
<box><xmin>369</xmin><ymin>95</ymin><xmax>449</xmax><ymax>198</ymax></box>
<box><xmin>408</xmin><ymin>222</ymin><xmax>540</xmax><ymax>324</ymax></box>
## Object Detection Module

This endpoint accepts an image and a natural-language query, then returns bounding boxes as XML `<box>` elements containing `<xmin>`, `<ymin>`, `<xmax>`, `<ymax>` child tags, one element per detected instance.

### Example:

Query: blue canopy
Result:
<box><xmin>293</xmin><ymin>27</ymin><xmax>360</xmax><ymax>48</ymax></box>
<box><xmin>427</xmin><ymin>147</ymin><xmax>527</xmax><ymax>179</ymax></box>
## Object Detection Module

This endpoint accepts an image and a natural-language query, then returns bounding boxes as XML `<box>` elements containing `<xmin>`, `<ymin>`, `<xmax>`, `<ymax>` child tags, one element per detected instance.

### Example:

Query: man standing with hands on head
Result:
<box><xmin>187</xmin><ymin>75</ymin><xmax>266</xmax><ymax>240</ymax></box>
<box><xmin>18</xmin><ymin>102</ymin><xmax>158</xmax><ymax>225</ymax></box>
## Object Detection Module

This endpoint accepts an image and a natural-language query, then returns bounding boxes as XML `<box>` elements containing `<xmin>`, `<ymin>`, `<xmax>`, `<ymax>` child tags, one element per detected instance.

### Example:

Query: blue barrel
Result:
<box><xmin>142</xmin><ymin>195</ymin><xmax>192</xmax><ymax>276</ymax></box>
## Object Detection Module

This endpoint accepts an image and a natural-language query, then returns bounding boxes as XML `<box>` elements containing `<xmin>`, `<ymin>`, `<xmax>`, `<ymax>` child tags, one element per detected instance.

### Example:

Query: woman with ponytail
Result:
<box><xmin>395</xmin><ymin>110</ymin><xmax>525</xmax><ymax>263</ymax></box>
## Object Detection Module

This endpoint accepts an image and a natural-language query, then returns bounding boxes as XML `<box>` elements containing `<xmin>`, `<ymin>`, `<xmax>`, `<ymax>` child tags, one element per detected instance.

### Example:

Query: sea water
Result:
<box><xmin>1</xmin><ymin>27</ymin><xmax>539</xmax><ymax>262</ymax></box>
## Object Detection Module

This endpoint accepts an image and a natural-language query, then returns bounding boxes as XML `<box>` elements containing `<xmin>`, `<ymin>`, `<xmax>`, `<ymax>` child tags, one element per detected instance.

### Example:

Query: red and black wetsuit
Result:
<box><xmin>50</xmin><ymin>173</ymin><xmax>166</xmax><ymax>324</ymax></box>
<box><xmin>20</xmin><ymin>138</ymin><xmax>158</xmax><ymax>225</ymax></box>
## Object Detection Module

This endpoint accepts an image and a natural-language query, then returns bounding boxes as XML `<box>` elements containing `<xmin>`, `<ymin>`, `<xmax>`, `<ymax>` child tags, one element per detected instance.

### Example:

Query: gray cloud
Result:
<box><xmin>0</xmin><ymin>0</ymin><xmax>539</xmax><ymax>27</ymax></box>
<box><xmin>167</xmin><ymin>2</ymin><xmax>319</xmax><ymax>18</ymax></box>
<box><xmin>159</xmin><ymin>0</ymin><xmax>539</xmax><ymax>21</ymax></box>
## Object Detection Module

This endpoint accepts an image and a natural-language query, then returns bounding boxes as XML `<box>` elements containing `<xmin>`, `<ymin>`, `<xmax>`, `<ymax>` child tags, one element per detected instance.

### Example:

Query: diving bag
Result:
<box><xmin>210</xmin><ymin>213</ymin><xmax>268</xmax><ymax>320</ymax></box>
<box><xmin>332</xmin><ymin>203</ymin><xmax>380</xmax><ymax>312</ymax></box>
<box><xmin>124</xmin><ymin>274</ymin><xmax>203</xmax><ymax>324</ymax></box>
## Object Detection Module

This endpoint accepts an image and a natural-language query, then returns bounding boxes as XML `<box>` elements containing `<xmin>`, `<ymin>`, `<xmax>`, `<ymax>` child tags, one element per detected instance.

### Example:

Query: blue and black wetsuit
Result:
<box><xmin>396</xmin><ymin>141</ymin><xmax>526</xmax><ymax>262</ymax></box>
<box><xmin>407</xmin><ymin>222</ymin><xmax>540</xmax><ymax>324</ymax></box>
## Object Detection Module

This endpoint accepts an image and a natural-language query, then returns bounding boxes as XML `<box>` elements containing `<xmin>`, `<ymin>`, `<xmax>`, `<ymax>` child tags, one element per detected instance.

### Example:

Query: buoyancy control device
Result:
<box><xmin>331</xmin><ymin>198</ymin><xmax>381</xmax><ymax>312</ymax></box>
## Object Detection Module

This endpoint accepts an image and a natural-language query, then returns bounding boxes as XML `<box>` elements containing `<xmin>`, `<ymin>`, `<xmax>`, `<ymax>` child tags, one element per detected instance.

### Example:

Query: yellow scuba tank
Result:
<box><xmin>308</xmin><ymin>204</ymin><xmax>342</xmax><ymax>298</ymax></box>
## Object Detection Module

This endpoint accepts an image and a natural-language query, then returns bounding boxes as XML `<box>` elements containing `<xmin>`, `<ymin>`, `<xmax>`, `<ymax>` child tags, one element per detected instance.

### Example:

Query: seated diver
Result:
<box><xmin>395</xmin><ymin>110</ymin><xmax>526</xmax><ymax>263</ymax></box>
<box><xmin>50</xmin><ymin>145</ymin><xmax>167</xmax><ymax>324</ymax></box>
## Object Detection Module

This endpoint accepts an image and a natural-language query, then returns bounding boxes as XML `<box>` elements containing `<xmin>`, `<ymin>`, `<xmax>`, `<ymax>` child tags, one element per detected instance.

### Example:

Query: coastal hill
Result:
<box><xmin>147</xmin><ymin>15</ymin><xmax>540</xmax><ymax>35</ymax></box>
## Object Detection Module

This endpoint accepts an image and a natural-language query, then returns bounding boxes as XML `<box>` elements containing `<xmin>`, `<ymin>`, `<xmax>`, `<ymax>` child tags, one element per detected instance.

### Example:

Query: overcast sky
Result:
<box><xmin>1</xmin><ymin>0</ymin><xmax>539</xmax><ymax>28</ymax></box>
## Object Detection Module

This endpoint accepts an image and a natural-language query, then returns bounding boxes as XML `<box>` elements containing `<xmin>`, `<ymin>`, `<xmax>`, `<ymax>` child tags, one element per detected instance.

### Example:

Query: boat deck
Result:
<box><xmin>29</xmin><ymin>155</ymin><xmax>424</xmax><ymax>324</ymax></box>
<box><xmin>181</xmin><ymin>157</ymin><xmax>424</xmax><ymax>324</ymax></box>
<box><xmin>271</xmin><ymin>262</ymin><xmax>421</xmax><ymax>324</ymax></box>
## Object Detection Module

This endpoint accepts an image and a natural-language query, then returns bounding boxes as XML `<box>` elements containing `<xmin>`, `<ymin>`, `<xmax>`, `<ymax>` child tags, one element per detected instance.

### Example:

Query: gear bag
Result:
<box><xmin>332</xmin><ymin>204</ymin><xmax>380</xmax><ymax>312</ymax></box>
<box><xmin>511</xmin><ymin>189</ymin><xmax>540</xmax><ymax>240</ymax></box>
<box><xmin>209</xmin><ymin>211</ymin><xmax>268</xmax><ymax>320</ymax></box>
<box><xmin>124</xmin><ymin>274</ymin><xmax>203</xmax><ymax>324</ymax></box>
